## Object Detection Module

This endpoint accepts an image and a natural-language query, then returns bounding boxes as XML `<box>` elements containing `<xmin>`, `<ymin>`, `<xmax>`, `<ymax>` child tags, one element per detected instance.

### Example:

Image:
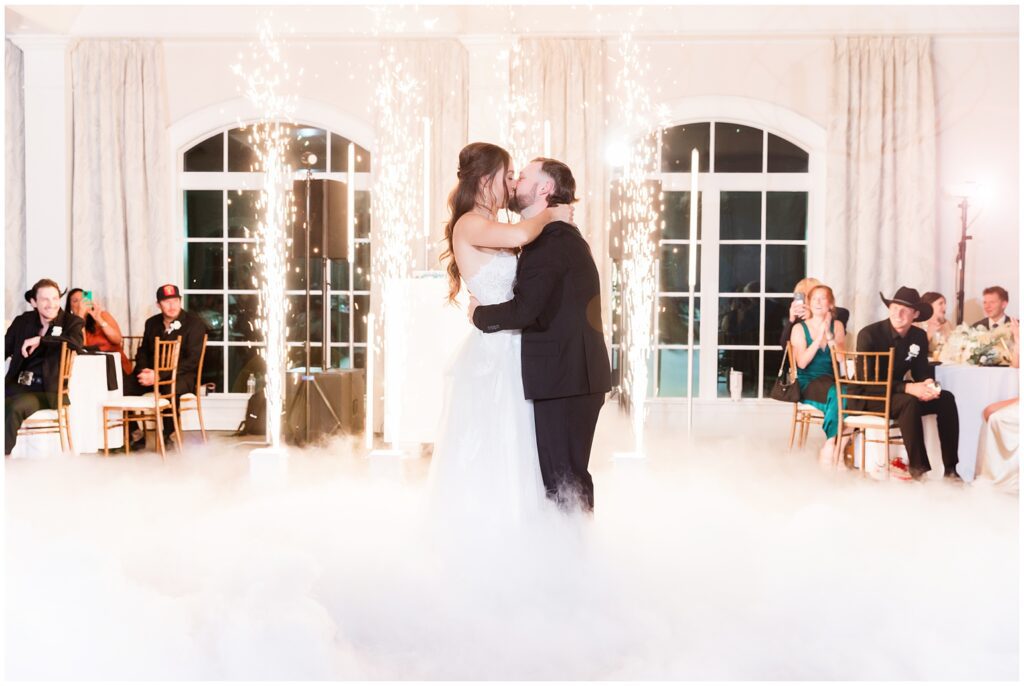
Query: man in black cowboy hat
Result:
<box><xmin>854</xmin><ymin>286</ymin><xmax>960</xmax><ymax>480</ymax></box>
<box><xmin>5</xmin><ymin>278</ymin><xmax>85</xmax><ymax>454</ymax></box>
<box><xmin>123</xmin><ymin>284</ymin><xmax>208</xmax><ymax>449</ymax></box>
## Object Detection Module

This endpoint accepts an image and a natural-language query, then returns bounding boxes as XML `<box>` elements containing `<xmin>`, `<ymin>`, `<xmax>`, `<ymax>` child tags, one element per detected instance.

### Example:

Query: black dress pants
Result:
<box><xmin>5</xmin><ymin>383</ymin><xmax>53</xmax><ymax>455</ymax></box>
<box><xmin>532</xmin><ymin>392</ymin><xmax>606</xmax><ymax>512</ymax></box>
<box><xmin>889</xmin><ymin>389</ymin><xmax>960</xmax><ymax>476</ymax></box>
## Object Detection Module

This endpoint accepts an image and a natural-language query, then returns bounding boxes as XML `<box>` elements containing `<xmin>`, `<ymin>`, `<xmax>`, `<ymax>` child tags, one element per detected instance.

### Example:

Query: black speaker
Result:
<box><xmin>284</xmin><ymin>368</ymin><xmax>365</xmax><ymax>445</ymax></box>
<box><xmin>292</xmin><ymin>178</ymin><xmax>349</xmax><ymax>260</ymax></box>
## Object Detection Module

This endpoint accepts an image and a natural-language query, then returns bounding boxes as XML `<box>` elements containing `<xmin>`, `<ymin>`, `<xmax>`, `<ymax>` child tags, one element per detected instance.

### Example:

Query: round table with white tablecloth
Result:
<box><xmin>934</xmin><ymin>364</ymin><xmax>1019</xmax><ymax>480</ymax></box>
<box><xmin>10</xmin><ymin>352</ymin><xmax>125</xmax><ymax>457</ymax></box>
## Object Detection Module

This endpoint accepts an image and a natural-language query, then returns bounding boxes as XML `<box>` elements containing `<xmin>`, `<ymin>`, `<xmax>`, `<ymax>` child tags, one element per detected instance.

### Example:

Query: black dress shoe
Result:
<box><xmin>944</xmin><ymin>472</ymin><xmax>964</xmax><ymax>483</ymax></box>
<box><xmin>129</xmin><ymin>436</ymin><xmax>147</xmax><ymax>451</ymax></box>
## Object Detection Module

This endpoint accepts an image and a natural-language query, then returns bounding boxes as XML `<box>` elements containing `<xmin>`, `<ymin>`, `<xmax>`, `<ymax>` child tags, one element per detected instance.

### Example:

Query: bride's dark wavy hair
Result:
<box><xmin>439</xmin><ymin>142</ymin><xmax>512</xmax><ymax>304</ymax></box>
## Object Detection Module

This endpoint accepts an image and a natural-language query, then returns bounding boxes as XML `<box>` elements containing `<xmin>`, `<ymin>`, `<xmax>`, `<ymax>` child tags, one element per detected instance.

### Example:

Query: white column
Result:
<box><xmin>10</xmin><ymin>35</ymin><xmax>71</xmax><ymax>290</ymax></box>
<box><xmin>461</xmin><ymin>37</ymin><xmax>511</xmax><ymax>145</ymax></box>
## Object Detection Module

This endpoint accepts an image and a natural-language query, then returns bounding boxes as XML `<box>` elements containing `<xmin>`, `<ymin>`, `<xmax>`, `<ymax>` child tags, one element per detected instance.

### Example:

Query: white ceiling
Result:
<box><xmin>5</xmin><ymin>4</ymin><xmax>1017</xmax><ymax>39</ymax></box>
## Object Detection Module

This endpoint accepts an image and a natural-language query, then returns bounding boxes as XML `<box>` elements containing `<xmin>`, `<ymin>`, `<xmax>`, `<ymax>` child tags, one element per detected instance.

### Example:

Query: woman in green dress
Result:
<box><xmin>790</xmin><ymin>285</ymin><xmax>847</xmax><ymax>467</ymax></box>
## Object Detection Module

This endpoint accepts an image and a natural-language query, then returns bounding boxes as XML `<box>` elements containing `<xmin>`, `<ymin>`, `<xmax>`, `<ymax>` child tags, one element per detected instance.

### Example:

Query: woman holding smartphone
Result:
<box><xmin>790</xmin><ymin>284</ymin><xmax>848</xmax><ymax>467</ymax></box>
<box><xmin>778</xmin><ymin>277</ymin><xmax>851</xmax><ymax>348</ymax></box>
<box><xmin>66</xmin><ymin>288</ymin><xmax>132</xmax><ymax>374</ymax></box>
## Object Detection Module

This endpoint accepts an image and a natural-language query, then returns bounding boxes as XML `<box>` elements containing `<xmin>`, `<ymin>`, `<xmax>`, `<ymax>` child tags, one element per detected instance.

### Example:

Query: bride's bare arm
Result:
<box><xmin>455</xmin><ymin>204</ymin><xmax>573</xmax><ymax>250</ymax></box>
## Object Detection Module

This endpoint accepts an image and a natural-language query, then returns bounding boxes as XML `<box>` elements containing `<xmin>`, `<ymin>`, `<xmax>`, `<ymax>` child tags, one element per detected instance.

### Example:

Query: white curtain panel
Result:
<box><xmin>387</xmin><ymin>40</ymin><xmax>469</xmax><ymax>271</ymax></box>
<box><xmin>69</xmin><ymin>40</ymin><xmax>172</xmax><ymax>336</ymax></box>
<box><xmin>6</xmin><ymin>40</ymin><xmax>26</xmax><ymax>320</ymax></box>
<box><xmin>511</xmin><ymin>39</ymin><xmax>607</xmax><ymax>261</ymax></box>
<box><xmin>826</xmin><ymin>36</ymin><xmax>938</xmax><ymax>327</ymax></box>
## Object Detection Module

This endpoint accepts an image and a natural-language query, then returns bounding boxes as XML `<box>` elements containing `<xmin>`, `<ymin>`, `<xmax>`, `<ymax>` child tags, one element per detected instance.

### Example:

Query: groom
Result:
<box><xmin>469</xmin><ymin>158</ymin><xmax>611</xmax><ymax>511</ymax></box>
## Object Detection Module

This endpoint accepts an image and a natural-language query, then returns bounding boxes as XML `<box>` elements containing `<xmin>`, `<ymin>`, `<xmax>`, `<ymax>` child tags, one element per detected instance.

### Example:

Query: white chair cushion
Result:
<box><xmin>797</xmin><ymin>403</ymin><xmax>824</xmax><ymax>416</ymax></box>
<box><xmin>179</xmin><ymin>393</ymin><xmax>197</xmax><ymax>401</ymax></box>
<box><xmin>24</xmin><ymin>409</ymin><xmax>59</xmax><ymax>421</ymax></box>
<box><xmin>103</xmin><ymin>396</ymin><xmax>171</xmax><ymax>410</ymax></box>
<box><xmin>845</xmin><ymin>415</ymin><xmax>895</xmax><ymax>429</ymax></box>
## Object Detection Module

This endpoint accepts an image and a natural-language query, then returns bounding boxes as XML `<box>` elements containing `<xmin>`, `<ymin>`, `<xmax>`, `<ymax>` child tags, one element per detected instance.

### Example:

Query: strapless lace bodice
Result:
<box><xmin>463</xmin><ymin>251</ymin><xmax>517</xmax><ymax>306</ymax></box>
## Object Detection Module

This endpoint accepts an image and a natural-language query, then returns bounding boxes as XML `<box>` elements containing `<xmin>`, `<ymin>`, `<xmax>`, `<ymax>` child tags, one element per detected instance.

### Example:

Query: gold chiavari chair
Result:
<box><xmin>18</xmin><ymin>341</ymin><xmax>77</xmax><ymax>453</ymax></box>
<box><xmin>830</xmin><ymin>347</ymin><xmax>901</xmax><ymax>477</ymax></box>
<box><xmin>785</xmin><ymin>342</ymin><xmax>825</xmax><ymax>449</ymax></box>
<box><xmin>176</xmin><ymin>334</ymin><xmax>209</xmax><ymax>442</ymax></box>
<box><xmin>102</xmin><ymin>338</ymin><xmax>183</xmax><ymax>459</ymax></box>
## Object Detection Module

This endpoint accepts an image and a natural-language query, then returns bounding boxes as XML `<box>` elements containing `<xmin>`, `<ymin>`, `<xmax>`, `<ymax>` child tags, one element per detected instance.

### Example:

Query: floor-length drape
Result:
<box><xmin>6</xmin><ymin>40</ymin><xmax>26</xmax><ymax>318</ymax></box>
<box><xmin>826</xmin><ymin>36</ymin><xmax>937</xmax><ymax>326</ymax></box>
<box><xmin>70</xmin><ymin>40</ymin><xmax>172</xmax><ymax>335</ymax></box>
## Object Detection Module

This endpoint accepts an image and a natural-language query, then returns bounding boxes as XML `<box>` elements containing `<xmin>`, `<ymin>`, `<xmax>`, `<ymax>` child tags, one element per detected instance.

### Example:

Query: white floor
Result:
<box><xmin>4</xmin><ymin>408</ymin><xmax>1018</xmax><ymax>680</ymax></box>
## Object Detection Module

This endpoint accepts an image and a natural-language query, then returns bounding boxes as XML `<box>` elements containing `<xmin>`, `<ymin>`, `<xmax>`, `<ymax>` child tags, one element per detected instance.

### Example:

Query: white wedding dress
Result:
<box><xmin>427</xmin><ymin>251</ymin><xmax>548</xmax><ymax>531</ymax></box>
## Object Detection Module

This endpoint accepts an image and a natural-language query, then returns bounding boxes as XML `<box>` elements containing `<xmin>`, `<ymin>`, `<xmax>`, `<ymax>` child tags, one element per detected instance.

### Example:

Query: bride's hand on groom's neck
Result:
<box><xmin>545</xmin><ymin>202</ymin><xmax>575</xmax><ymax>226</ymax></box>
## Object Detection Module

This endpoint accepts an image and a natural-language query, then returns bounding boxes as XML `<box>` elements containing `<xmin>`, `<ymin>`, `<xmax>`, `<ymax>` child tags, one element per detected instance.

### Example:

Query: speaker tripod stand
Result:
<box><xmin>286</xmin><ymin>152</ymin><xmax>343</xmax><ymax>444</ymax></box>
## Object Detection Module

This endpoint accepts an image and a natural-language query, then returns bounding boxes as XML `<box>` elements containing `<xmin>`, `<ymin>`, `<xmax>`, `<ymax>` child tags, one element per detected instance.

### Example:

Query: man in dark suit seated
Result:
<box><xmin>5</xmin><ymin>279</ymin><xmax>85</xmax><ymax>455</ymax></box>
<box><xmin>854</xmin><ymin>287</ymin><xmax>960</xmax><ymax>481</ymax></box>
<box><xmin>123</xmin><ymin>284</ymin><xmax>208</xmax><ymax>448</ymax></box>
<box><xmin>972</xmin><ymin>286</ymin><xmax>1013</xmax><ymax>330</ymax></box>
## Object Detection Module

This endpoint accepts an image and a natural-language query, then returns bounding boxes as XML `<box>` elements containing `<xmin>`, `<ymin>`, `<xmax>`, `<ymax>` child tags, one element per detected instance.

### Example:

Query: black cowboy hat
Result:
<box><xmin>879</xmin><ymin>286</ymin><xmax>933</xmax><ymax>322</ymax></box>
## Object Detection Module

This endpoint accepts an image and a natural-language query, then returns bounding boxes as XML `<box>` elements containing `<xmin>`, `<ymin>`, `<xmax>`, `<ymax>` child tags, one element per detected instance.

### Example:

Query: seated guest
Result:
<box><xmin>916</xmin><ymin>291</ymin><xmax>954</xmax><ymax>357</ymax></box>
<box><xmin>778</xmin><ymin>277</ymin><xmax>851</xmax><ymax>349</ymax></box>
<box><xmin>123</xmin><ymin>284</ymin><xmax>208</xmax><ymax>448</ymax></box>
<box><xmin>67</xmin><ymin>288</ymin><xmax>132</xmax><ymax>375</ymax></box>
<box><xmin>790</xmin><ymin>284</ymin><xmax>847</xmax><ymax>466</ymax></box>
<box><xmin>972</xmin><ymin>286</ymin><xmax>1012</xmax><ymax>330</ymax></box>
<box><xmin>5</xmin><ymin>279</ymin><xmax>85</xmax><ymax>455</ymax></box>
<box><xmin>854</xmin><ymin>287</ymin><xmax>960</xmax><ymax>480</ymax></box>
<box><xmin>977</xmin><ymin>397</ymin><xmax>1019</xmax><ymax>493</ymax></box>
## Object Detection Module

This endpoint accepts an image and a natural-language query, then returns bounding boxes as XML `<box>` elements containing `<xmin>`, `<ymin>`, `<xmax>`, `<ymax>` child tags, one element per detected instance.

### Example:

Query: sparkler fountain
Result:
<box><xmin>611</xmin><ymin>32</ymin><xmax>660</xmax><ymax>459</ymax></box>
<box><xmin>233</xmin><ymin>19</ymin><xmax>296</xmax><ymax>480</ymax></box>
<box><xmin>368</xmin><ymin>43</ymin><xmax>423</xmax><ymax>457</ymax></box>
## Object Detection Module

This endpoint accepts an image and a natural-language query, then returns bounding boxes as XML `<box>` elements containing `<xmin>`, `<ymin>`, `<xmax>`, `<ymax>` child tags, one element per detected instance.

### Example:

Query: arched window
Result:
<box><xmin>613</xmin><ymin>118</ymin><xmax>819</xmax><ymax>401</ymax></box>
<box><xmin>179</xmin><ymin>123</ymin><xmax>372</xmax><ymax>394</ymax></box>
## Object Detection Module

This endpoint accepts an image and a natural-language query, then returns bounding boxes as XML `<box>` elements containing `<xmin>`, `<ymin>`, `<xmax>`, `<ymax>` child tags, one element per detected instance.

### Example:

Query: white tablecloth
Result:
<box><xmin>936</xmin><ymin>365</ymin><xmax>1019</xmax><ymax>480</ymax></box>
<box><xmin>11</xmin><ymin>353</ymin><xmax>125</xmax><ymax>457</ymax></box>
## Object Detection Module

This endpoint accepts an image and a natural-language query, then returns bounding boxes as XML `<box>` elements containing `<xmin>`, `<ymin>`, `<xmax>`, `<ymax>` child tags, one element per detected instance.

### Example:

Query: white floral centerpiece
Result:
<box><xmin>938</xmin><ymin>324</ymin><xmax>1015</xmax><ymax>366</ymax></box>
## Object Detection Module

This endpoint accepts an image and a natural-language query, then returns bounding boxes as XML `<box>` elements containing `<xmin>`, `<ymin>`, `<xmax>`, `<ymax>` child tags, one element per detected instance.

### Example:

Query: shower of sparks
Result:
<box><xmin>505</xmin><ymin>35</ymin><xmax>543</xmax><ymax>174</ymax></box>
<box><xmin>611</xmin><ymin>31</ymin><xmax>661</xmax><ymax>456</ymax></box>
<box><xmin>231</xmin><ymin>18</ymin><xmax>296</xmax><ymax>449</ymax></box>
<box><xmin>372</xmin><ymin>42</ymin><xmax>423</xmax><ymax>444</ymax></box>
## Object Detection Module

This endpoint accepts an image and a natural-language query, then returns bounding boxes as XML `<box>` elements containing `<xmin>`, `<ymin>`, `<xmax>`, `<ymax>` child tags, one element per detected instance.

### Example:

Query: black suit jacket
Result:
<box><xmin>135</xmin><ymin>309</ymin><xmax>208</xmax><ymax>395</ymax></box>
<box><xmin>855</xmin><ymin>319</ymin><xmax>933</xmax><ymax>394</ymax></box>
<box><xmin>472</xmin><ymin>221</ymin><xmax>612</xmax><ymax>400</ymax></box>
<box><xmin>971</xmin><ymin>315</ymin><xmax>1011</xmax><ymax>330</ymax></box>
<box><xmin>4</xmin><ymin>308</ymin><xmax>85</xmax><ymax>398</ymax></box>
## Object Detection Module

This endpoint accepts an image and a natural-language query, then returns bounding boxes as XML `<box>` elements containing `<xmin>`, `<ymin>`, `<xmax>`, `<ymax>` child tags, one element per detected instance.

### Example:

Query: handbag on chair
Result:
<box><xmin>769</xmin><ymin>350</ymin><xmax>801</xmax><ymax>403</ymax></box>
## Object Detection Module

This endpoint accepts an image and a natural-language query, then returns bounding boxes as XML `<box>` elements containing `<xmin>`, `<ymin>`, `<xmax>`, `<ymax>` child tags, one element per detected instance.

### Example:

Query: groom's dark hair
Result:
<box><xmin>532</xmin><ymin>157</ymin><xmax>578</xmax><ymax>207</ymax></box>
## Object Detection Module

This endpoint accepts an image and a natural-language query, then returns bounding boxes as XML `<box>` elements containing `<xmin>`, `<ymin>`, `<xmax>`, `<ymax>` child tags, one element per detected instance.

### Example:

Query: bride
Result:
<box><xmin>428</xmin><ymin>142</ymin><xmax>572</xmax><ymax>529</ymax></box>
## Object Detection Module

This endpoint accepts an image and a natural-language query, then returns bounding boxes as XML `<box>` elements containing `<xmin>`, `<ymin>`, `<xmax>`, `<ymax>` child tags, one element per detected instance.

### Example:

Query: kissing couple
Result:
<box><xmin>428</xmin><ymin>142</ymin><xmax>611</xmax><ymax>523</ymax></box>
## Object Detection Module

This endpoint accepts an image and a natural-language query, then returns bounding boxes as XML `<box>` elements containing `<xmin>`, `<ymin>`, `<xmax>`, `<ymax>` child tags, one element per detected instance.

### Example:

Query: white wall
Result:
<box><xmin>932</xmin><ymin>36</ymin><xmax>1019</xmax><ymax>323</ymax></box>
<box><xmin>162</xmin><ymin>41</ymin><xmax>379</xmax><ymax>136</ymax></box>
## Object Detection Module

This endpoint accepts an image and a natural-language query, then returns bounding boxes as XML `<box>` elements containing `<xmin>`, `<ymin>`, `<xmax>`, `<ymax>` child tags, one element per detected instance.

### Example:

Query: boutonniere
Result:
<box><xmin>906</xmin><ymin>343</ymin><xmax>921</xmax><ymax>362</ymax></box>
<box><xmin>51</xmin><ymin>326</ymin><xmax>63</xmax><ymax>337</ymax></box>
<box><xmin>166</xmin><ymin>320</ymin><xmax>182</xmax><ymax>335</ymax></box>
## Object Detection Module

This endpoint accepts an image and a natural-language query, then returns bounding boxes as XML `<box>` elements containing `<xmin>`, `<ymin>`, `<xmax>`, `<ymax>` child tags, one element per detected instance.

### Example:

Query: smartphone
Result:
<box><xmin>83</xmin><ymin>290</ymin><xmax>93</xmax><ymax>304</ymax></box>
<box><xmin>793</xmin><ymin>292</ymin><xmax>805</xmax><ymax>304</ymax></box>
